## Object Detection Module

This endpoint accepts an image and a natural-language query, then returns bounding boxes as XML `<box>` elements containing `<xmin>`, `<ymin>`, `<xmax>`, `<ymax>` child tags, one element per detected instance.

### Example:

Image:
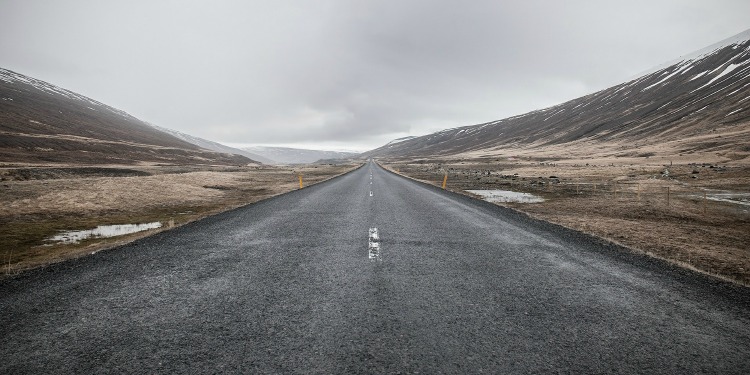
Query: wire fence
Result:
<box><xmin>524</xmin><ymin>179</ymin><xmax>749</xmax><ymax>215</ymax></box>
<box><xmin>389</xmin><ymin>166</ymin><xmax>749</xmax><ymax>216</ymax></box>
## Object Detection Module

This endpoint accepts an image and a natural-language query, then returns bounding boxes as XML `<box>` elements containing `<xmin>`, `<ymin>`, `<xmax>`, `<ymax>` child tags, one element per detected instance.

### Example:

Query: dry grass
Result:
<box><xmin>384</xmin><ymin>158</ymin><xmax>750</xmax><ymax>286</ymax></box>
<box><xmin>0</xmin><ymin>163</ymin><xmax>359</xmax><ymax>275</ymax></box>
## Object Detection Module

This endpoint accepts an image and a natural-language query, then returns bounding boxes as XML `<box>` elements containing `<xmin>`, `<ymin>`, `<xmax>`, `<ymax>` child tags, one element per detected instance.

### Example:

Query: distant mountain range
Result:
<box><xmin>0</xmin><ymin>67</ymin><xmax>360</xmax><ymax>166</ymax></box>
<box><xmin>365</xmin><ymin>29</ymin><xmax>750</xmax><ymax>162</ymax></box>
<box><xmin>149</xmin><ymin>125</ymin><xmax>274</xmax><ymax>164</ymax></box>
<box><xmin>6</xmin><ymin>28</ymin><xmax>748</xmax><ymax>167</ymax></box>
<box><xmin>0</xmin><ymin>68</ymin><xmax>256</xmax><ymax>166</ymax></box>
<box><xmin>241</xmin><ymin>146</ymin><xmax>358</xmax><ymax>164</ymax></box>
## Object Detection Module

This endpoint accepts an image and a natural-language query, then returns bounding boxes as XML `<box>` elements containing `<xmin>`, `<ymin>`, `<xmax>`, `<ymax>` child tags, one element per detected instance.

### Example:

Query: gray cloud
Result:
<box><xmin>2</xmin><ymin>0</ymin><xmax>749</xmax><ymax>150</ymax></box>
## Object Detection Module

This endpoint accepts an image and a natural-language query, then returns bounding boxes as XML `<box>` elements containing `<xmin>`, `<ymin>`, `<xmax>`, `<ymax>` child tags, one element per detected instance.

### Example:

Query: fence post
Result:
<box><xmin>614</xmin><ymin>182</ymin><xmax>617</xmax><ymax>199</ymax></box>
<box><xmin>703</xmin><ymin>191</ymin><xmax>707</xmax><ymax>215</ymax></box>
<box><xmin>666</xmin><ymin>186</ymin><xmax>670</xmax><ymax>206</ymax></box>
<box><xmin>638</xmin><ymin>184</ymin><xmax>641</xmax><ymax>202</ymax></box>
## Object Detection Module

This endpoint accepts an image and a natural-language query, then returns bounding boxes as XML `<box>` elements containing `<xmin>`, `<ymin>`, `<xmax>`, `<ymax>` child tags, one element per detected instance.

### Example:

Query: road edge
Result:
<box><xmin>376</xmin><ymin>161</ymin><xmax>750</xmax><ymax>294</ymax></box>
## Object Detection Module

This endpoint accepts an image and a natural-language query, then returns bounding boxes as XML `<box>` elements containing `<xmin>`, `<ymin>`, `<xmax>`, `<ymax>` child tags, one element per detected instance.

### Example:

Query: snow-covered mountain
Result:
<box><xmin>241</xmin><ymin>146</ymin><xmax>358</xmax><ymax>164</ymax></box>
<box><xmin>0</xmin><ymin>68</ymin><xmax>254</xmax><ymax>165</ymax></box>
<box><xmin>384</xmin><ymin>136</ymin><xmax>418</xmax><ymax>147</ymax></box>
<box><xmin>0</xmin><ymin>68</ymin><xmax>138</xmax><ymax>122</ymax></box>
<box><xmin>364</xmin><ymin>29</ymin><xmax>750</xmax><ymax>161</ymax></box>
<box><xmin>150</xmin><ymin>125</ymin><xmax>271</xmax><ymax>164</ymax></box>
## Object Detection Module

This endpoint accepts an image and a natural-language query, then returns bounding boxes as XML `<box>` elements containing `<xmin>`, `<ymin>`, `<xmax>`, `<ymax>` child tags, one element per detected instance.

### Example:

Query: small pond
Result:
<box><xmin>466</xmin><ymin>189</ymin><xmax>545</xmax><ymax>203</ymax></box>
<box><xmin>47</xmin><ymin>222</ymin><xmax>163</xmax><ymax>244</ymax></box>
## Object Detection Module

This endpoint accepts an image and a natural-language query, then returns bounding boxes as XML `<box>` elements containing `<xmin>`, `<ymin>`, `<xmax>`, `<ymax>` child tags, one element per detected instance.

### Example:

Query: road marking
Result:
<box><xmin>368</xmin><ymin>227</ymin><xmax>380</xmax><ymax>260</ymax></box>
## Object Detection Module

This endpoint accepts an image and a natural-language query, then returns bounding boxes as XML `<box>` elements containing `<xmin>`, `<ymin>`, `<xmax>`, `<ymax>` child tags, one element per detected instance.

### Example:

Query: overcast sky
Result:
<box><xmin>1</xmin><ymin>1</ymin><xmax>749</xmax><ymax>151</ymax></box>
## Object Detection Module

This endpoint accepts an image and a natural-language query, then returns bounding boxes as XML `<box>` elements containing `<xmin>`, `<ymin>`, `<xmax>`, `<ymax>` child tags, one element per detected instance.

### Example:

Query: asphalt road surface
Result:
<box><xmin>2</xmin><ymin>161</ymin><xmax>749</xmax><ymax>373</ymax></box>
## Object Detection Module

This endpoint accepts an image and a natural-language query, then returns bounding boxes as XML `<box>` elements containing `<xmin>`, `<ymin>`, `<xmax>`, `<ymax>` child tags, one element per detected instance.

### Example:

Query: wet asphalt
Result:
<box><xmin>1</xmin><ymin>161</ymin><xmax>749</xmax><ymax>374</ymax></box>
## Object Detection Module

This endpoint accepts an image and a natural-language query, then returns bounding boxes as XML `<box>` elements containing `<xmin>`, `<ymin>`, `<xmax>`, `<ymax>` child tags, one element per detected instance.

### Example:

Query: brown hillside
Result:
<box><xmin>365</xmin><ymin>35</ymin><xmax>750</xmax><ymax>163</ymax></box>
<box><xmin>0</xmin><ymin>68</ymin><xmax>251</xmax><ymax>166</ymax></box>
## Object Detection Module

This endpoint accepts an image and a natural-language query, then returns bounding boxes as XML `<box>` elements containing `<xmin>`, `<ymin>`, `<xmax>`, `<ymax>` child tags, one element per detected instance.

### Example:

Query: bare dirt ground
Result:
<box><xmin>0</xmin><ymin>163</ymin><xmax>359</xmax><ymax>275</ymax></box>
<box><xmin>383</xmin><ymin>157</ymin><xmax>750</xmax><ymax>285</ymax></box>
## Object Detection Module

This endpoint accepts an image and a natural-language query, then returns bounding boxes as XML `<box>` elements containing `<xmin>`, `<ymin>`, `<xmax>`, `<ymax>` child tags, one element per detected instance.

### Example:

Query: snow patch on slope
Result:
<box><xmin>634</xmin><ymin>28</ymin><xmax>750</xmax><ymax>79</ymax></box>
<box><xmin>0</xmin><ymin>68</ymin><xmax>136</xmax><ymax>121</ymax></box>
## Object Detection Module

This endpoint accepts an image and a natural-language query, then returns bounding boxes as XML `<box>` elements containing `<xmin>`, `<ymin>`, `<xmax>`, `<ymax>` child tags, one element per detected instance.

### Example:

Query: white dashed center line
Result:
<box><xmin>368</xmin><ymin>227</ymin><xmax>380</xmax><ymax>260</ymax></box>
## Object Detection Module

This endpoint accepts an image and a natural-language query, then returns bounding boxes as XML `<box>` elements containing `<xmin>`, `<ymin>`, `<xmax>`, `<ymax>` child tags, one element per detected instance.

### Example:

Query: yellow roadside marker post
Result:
<box><xmin>638</xmin><ymin>184</ymin><xmax>641</xmax><ymax>202</ymax></box>
<box><xmin>299</xmin><ymin>175</ymin><xmax>304</xmax><ymax>189</ymax></box>
<box><xmin>442</xmin><ymin>173</ymin><xmax>448</xmax><ymax>189</ymax></box>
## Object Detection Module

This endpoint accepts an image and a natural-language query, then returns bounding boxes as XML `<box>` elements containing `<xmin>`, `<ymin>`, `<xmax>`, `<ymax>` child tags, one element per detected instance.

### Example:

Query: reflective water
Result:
<box><xmin>467</xmin><ymin>189</ymin><xmax>545</xmax><ymax>203</ymax></box>
<box><xmin>48</xmin><ymin>222</ymin><xmax>163</xmax><ymax>244</ymax></box>
<box><xmin>704</xmin><ymin>192</ymin><xmax>750</xmax><ymax>207</ymax></box>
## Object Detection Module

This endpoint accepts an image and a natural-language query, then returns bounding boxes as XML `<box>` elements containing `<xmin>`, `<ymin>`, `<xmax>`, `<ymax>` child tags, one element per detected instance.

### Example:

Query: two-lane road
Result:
<box><xmin>2</xmin><ymin>161</ymin><xmax>749</xmax><ymax>373</ymax></box>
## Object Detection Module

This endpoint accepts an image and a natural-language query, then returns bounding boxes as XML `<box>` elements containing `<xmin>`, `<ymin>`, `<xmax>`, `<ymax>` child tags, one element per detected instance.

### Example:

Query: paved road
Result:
<box><xmin>2</xmin><ymin>161</ymin><xmax>749</xmax><ymax>373</ymax></box>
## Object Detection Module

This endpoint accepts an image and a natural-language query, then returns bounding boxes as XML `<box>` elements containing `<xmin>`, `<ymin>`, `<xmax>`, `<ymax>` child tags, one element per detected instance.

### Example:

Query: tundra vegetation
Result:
<box><xmin>0</xmin><ymin>163</ymin><xmax>358</xmax><ymax>275</ymax></box>
<box><xmin>384</xmin><ymin>157</ymin><xmax>750</xmax><ymax>285</ymax></box>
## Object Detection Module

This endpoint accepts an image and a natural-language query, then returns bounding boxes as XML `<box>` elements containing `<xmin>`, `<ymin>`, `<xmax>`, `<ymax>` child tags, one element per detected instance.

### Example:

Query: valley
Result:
<box><xmin>4</xmin><ymin>3</ymin><xmax>750</xmax><ymax>372</ymax></box>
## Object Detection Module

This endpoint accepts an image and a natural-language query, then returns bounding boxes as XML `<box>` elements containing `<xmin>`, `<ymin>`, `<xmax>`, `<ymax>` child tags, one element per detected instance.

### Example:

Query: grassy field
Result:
<box><xmin>1</xmin><ymin>163</ymin><xmax>360</xmax><ymax>275</ymax></box>
<box><xmin>383</xmin><ymin>158</ymin><xmax>750</xmax><ymax>286</ymax></box>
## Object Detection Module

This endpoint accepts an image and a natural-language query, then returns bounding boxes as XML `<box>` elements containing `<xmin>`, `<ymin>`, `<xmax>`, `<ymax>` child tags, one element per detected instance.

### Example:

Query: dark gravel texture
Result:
<box><xmin>2</xmin><ymin>161</ymin><xmax>749</xmax><ymax>374</ymax></box>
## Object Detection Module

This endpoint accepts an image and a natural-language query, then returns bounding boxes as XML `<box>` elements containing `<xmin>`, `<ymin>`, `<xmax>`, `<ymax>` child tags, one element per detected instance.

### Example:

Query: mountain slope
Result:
<box><xmin>242</xmin><ymin>146</ymin><xmax>358</xmax><ymax>164</ymax></box>
<box><xmin>0</xmin><ymin>68</ymin><xmax>252</xmax><ymax>165</ymax></box>
<box><xmin>365</xmin><ymin>29</ymin><xmax>750</xmax><ymax>162</ymax></box>
<box><xmin>150</xmin><ymin>125</ymin><xmax>270</xmax><ymax>164</ymax></box>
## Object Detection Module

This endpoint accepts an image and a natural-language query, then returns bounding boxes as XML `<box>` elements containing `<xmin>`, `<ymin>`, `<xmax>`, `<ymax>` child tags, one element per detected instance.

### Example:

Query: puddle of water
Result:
<box><xmin>704</xmin><ymin>192</ymin><xmax>750</xmax><ymax>207</ymax></box>
<box><xmin>466</xmin><ymin>189</ymin><xmax>545</xmax><ymax>203</ymax></box>
<box><xmin>684</xmin><ymin>191</ymin><xmax>750</xmax><ymax>207</ymax></box>
<box><xmin>47</xmin><ymin>222</ymin><xmax>163</xmax><ymax>244</ymax></box>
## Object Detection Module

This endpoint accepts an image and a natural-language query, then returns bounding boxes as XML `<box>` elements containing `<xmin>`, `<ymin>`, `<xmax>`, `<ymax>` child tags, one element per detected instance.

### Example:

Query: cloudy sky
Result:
<box><xmin>1</xmin><ymin>1</ymin><xmax>749</xmax><ymax>151</ymax></box>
